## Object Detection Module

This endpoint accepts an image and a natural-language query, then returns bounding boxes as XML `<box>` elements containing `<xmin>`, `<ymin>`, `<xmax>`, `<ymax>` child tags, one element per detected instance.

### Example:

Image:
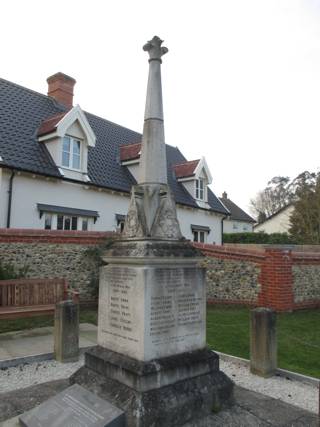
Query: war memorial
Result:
<box><xmin>20</xmin><ymin>36</ymin><xmax>234</xmax><ymax>426</ymax></box>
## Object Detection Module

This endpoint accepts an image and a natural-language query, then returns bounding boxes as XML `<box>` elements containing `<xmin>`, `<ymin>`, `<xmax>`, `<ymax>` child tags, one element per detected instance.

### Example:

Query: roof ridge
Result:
<box><xmin>0</xmin><ymin>77</ymin><xmax>66</xmax><ymax>112</ymax></box>
<box><xmin>84</xmin><ymin>111</ymin><xmax>141</xmax><ymax>137</ymax></box>
<box><xmin>173</xmin><ymin>159</ymin><xmax>200</xmax><ymax>167</ymax></box>
<box><xmin>120</xmin><ymin>141</ymin><xmax>142</xmax><ymax>147</ymax></box>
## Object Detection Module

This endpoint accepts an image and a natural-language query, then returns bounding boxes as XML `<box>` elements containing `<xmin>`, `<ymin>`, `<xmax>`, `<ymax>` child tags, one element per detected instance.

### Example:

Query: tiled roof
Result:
<box><xmin>37</xmin><ymin>111</ymin><xmax>68</xmax><ymax>136</ymax></box>
<box><xmin>0</xmin><ymin>77</ymin><xmax>229</xmax><ymax>215</ymax></box>
<box><xmin>120</xmin><ymin>142</ymin><xmax>141</xmax><ymax>161</ymax></box>
<box><xmin>173</xmin><ymin>159</ymin><xmax>200</xmax><ymax>178</ymax></box>
<box><xmin>219</xmin><ymin>196</ymin><xmax>255</xmax><ymax>223</ymax></box>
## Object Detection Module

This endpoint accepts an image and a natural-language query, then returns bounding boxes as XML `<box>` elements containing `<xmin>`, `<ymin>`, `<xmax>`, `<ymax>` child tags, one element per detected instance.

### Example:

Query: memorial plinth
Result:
<box><xmin>71</xmin><ymin>240</ymin><xmax>233</xmax><ymax>426</ymax></box>
<box><xmin>98</xmin><ymin>240</ymin><xmax>205</xmax><ymax>361</ymax></box>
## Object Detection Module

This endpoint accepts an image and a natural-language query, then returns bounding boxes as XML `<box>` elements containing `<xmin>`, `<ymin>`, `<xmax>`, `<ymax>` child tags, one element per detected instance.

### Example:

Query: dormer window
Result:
<box><xmin>196</xmin><ymin>178</ymin><xmax>205</xmax><ymax>200</ymax></box>
<box><xmin>37</xmin><ymin>105</ymin><xmax>96</xmax><ymax>181</ymax></box>
<box><xmin>62</xmin><ymin>136</ymin><xmax>81</xmax><ymax>170</ymax></box>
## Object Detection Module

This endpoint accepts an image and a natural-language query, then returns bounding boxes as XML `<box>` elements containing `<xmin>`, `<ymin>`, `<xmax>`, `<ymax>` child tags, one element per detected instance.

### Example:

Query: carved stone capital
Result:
<box><xmin>143</xmin><ymin>36</ymin><xmax>168</xmax><ymax>62</ymax></box>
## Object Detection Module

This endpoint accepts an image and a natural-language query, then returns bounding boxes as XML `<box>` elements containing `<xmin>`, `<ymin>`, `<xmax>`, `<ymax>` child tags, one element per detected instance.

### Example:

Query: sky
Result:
<box><xmin>1</xmin><ymin>0</ymin><xmax>320</xmax><ymax>216</ymax></box>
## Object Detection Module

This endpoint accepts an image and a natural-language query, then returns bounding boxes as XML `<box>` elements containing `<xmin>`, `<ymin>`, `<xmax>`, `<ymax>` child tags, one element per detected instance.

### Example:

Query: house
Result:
<box><xmin>254</xmin><ymin>204</ymin><xmax>294</xmax><ymax>234</ymax></box>
<box><xmin>219</xmin><ymin>192</ymin><xmax>255</xmax><ymax>233</ymax></box>
<box><xmin>0</xmin><ymin>73</ymin><xmax>229</xmax><ymax>244</ymax></box>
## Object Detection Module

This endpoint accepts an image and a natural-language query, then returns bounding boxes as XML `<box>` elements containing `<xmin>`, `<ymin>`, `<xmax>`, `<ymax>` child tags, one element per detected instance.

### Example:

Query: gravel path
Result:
<box><xmin>0</xmin><ymin>356</ymin><xmax>84</xmax><ymax>394</ymax></box>
<box><xmin>220</xmin><ymin>359</ymin><xmax>318</xmax><ymax>414</ymax></box>
<box><xmin>0</xmin><ymin>355</ymin><xmax>318</xmax><ymax>415</ymax></box>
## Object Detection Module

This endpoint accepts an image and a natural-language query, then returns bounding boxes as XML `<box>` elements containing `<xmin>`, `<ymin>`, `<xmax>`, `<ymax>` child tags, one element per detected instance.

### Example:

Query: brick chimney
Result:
<box><xmin>222</xmin><ymin>191</ymin><xmax>228</xmax><ymax>199</ymax></box>
<box><xmin>47</xmin><ymin>72</ymin><xmax>76</xmax><ymax>109</ymax></box>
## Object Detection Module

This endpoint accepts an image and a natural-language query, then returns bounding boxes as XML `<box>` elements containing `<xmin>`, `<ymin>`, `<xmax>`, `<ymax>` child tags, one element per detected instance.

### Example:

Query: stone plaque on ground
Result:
<box><xmin>19</xmin><ymin>384</ymin><xmax>125</xmax><ymax>427</ymax></box>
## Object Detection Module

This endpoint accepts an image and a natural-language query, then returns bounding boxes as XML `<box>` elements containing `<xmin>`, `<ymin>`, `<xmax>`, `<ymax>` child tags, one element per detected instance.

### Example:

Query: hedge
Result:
<box><xmin>222</xmin><ymin>232</ymin><xmax>297</xmax><ymax>244</ymax></box>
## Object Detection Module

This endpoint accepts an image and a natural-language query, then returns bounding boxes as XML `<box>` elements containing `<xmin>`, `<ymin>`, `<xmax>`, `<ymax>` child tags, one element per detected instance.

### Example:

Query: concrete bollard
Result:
<box><xmin>54</xmin><ymin>300</ymin><xmax>79</xmax><ymax>363</ymax></box>
<box><xmin>250</xmin><ymin>307</ymin><xmax>277</xmax><ymax>378</ymax></box>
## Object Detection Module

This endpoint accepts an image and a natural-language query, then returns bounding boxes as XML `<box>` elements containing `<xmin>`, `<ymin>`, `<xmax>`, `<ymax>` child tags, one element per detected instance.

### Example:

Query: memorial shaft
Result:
<box><xmin>139</xmin><ymin>36</ymin><xmax>168</xmax><ymax>185</ymax></box>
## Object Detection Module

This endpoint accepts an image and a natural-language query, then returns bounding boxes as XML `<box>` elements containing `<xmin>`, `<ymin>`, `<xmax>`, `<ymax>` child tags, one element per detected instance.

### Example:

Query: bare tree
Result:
<box><xmin>250</xmin><ymin>176</ymin><xmax>293</xmax><ymax>223</ymax></box>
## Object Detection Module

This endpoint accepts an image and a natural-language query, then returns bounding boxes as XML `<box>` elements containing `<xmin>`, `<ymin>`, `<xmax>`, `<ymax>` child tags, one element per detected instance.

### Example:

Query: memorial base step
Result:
<box><xmin>70</xmin><ymin>346</ymin><xmax>234</xmax><ymax>427</ymax></box>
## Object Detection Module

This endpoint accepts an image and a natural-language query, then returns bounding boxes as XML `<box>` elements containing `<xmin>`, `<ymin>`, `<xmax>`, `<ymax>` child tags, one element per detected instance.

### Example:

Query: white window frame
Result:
<box><xmin>56</xmin><ymin>214</ymin><xmax>78</xmax><ymax>230</ymax></box>
<box><xmin>193</xmin><ymin>230</ymin><xmax>207</xmax><ymax>243</ymax></box>
<box><xmin>195</xmin><ymin>178</ymin><xmax>205</xmax><ymax>201</ymax></box>
<box><xmin>62</xmin><ymin>136</ymin><xmax>82</xmax><ymax>170</ymax></box>
<box><xmin>44</xmin><ymin>213</ymin><xmax>53</xmax><ymax>230</ymax></box>
<box><xmin>81</xmin><ymin>217</ymin><xmax>89</xmax><ymax>231</ymax></box>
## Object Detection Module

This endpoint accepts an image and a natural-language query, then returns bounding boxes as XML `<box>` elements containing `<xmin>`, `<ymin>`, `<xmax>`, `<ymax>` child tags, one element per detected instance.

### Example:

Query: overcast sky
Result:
<box><xmin>2</xmin><ymin>0</ymin><xmax>320</xmax><ymax>215</ymax></box>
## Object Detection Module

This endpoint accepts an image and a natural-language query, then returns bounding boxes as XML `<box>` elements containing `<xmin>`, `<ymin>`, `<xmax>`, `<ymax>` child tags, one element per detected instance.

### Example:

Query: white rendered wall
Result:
<box><xmin>0</xmin><ymin>171</ymin><xmax>129</xmax><ymax>231</ymax></box>
<box><xmin>0</xmin><ymin>169</ymin><xmax>9</xmax><ymax>227</ymax></box>
<box><xmin>254</xmin><ymin>205</ymin><xmax>294</xmax><ymax>234</ymax></box>
<box><xmin>0</xmin><ymin>170</ymin><xmax>222</xmax><ymax>242</ymax></box>
<box><xmin>223</xmin><ymin>219</ymin><xmax>254</xmax><ymax>233</ymax></box>
<box><xmin>177</xmin><ymin>206</ymin><xmax>222</xmax><ymax>244</ymax></box>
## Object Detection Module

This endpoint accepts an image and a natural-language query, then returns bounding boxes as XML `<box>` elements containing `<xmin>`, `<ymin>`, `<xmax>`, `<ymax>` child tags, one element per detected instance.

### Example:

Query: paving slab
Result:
<box><xmin>0</xmin><ymin>381</ymin><xmax>318</xmax><ymax>426</ymax></box>
<box><xmin>0</xmin><ymin>323</ymin><xmax>97</xmax><ymax>363</ymax></box>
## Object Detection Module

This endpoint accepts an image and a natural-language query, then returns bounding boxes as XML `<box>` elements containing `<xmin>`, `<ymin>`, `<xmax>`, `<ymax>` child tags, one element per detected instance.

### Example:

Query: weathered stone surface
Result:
<box><xmin>0</xmin><ymin>379</ymin><xmax>69</xmax><ymax>423</ymax></box>
<box><xmin>82</xmin><ymin>346</ymin><xmax>220</xmax><ymax>392</ymax></box>
<box><xmin>250</xmin><ymin>308</ymin><xmax>277</xmax><ymax>377</ymax></box>
<box><xmin>98</xmin><ymin>248</ymin><xmax>206</xmax><ymax>361</ymax></box>
<box><xmin>139</xmin><ymin>36</ymin><xmax>168</xmax><ymax>185</ymax></box>
<box><xmin>124</xmin><ymin>183</ymin><xmax>182</xmax><ymax>239</ymax></box>
<box><xmin>70</xmin><ymin>348</ymin><xmax>234</xmax><ymax>427</ymax></box>
<box><xmin>201</xmin><ymin>257</ymin><xmax>260</xmax><ymax>303</ymax></box>
<box><xmin>2</xmin><ymin>382</ymin><xmax>317</xmax><ymax>427</ymax></box>
<box><xmin>292</xmin><ymin>265</ymin><xmax>320</xmax><ymax>303</ymax></box>
<box><xmin>19</xmin><ymin>384</ymin><xmax>124</xmax><ymax>427</ymax></box>
<box><xmin>54</xmin><ymin>300</ymin><xmax>79</xmax><ymax>363</ymax></box>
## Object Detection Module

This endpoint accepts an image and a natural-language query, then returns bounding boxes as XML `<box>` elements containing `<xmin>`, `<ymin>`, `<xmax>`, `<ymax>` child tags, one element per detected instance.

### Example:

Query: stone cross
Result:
<box><xmin>139</xmin><ymin>36</ymin><xmax>168</xmax><ymax>185</ymax></box>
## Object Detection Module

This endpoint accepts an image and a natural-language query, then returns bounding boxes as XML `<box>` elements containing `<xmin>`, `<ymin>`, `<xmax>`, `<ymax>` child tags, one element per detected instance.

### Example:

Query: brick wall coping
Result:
<box><xmin>292</xmin><ymin>252</ymin><xmax>320</xmax><ymax>263</ymax></box>
<box><xmin>0</xmin><ymin>228</ymin><xmax>118</xmax><ymax>244</ymax></box>
<box><xmin>0</xmin><ymin>278</ymin><xmax>66</xmax><ymax>286</ymax></box>
<box><xmin>193</xmin><ymin>243</ymin><xmax>266</xmax><ymax>262</ymax></box>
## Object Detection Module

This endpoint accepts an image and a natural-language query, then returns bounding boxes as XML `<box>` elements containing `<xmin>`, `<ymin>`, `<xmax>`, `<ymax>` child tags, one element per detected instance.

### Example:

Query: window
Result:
<box><xmin>57</xmin><ymin>215</ymin><xmax>78</xmax><ymax>230</ymax></box>
<box><xmin>82</xmin><ymin>218</ymin><xmax>88</xmax><ymax>231</ymax></box>
<box><xmin>233</xmin><ymin>223</ymin><xmax>238</xmax><ymax>230</ymax></box>
<box><xmin>115</xmin><ymin>214</ymin><xmax>126</xmax><ymax>233</ymax></box>
<box><xmin>44</xmin><ymin>214</ymin><xmax>52</xmax><ymax>230</ymax></box>
<box><xmin>117</xmin><ymin>219</ymin><xmax>125</xmax><ymax>233</ymax></box>
<box><xmin>195</xmin><ymin>178</ymin><xmax>205</xmax><ymax>200</ymax></box>
<box><xmin>191</xmin><ymin>224</ymin><xmax>210</xmax><ymax>243</ymax></box>
<box><xmin>62</xmin><ymin>136</ymin><xmax>81</xmax><ymax>170</ymax></box>
<box><xmin>193</xmin><ymin>230</ymin><xmax>206</xmax><ymax>243</ymax></box>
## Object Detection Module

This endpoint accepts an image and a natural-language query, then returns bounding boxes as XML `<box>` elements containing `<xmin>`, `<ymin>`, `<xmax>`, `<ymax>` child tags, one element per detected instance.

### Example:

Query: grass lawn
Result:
<box><xmin>0</xmin><ymin>309</ymin><xmax>98</xmax><ymax>335</ymax></box>
<box><xmin>0</xmin><ymin>305</ymin><xmax>319</xmax><ymax>378</ymax></box>
<box><xmin>206</xmin><ymin>305</ymin><xmax>320</xmax><ymax>378</ymax></box>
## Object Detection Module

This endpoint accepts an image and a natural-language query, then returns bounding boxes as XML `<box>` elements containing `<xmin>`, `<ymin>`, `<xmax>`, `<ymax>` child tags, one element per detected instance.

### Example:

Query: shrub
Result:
<box><xmin>223</xmin><ymin>232</ymin><xmax>297</xmax><ymax>244</ymax></box>
<box><xmin>0</xmin><ymin>261</ymin><xmax>29</xmax><ymax>280</ymax></box>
